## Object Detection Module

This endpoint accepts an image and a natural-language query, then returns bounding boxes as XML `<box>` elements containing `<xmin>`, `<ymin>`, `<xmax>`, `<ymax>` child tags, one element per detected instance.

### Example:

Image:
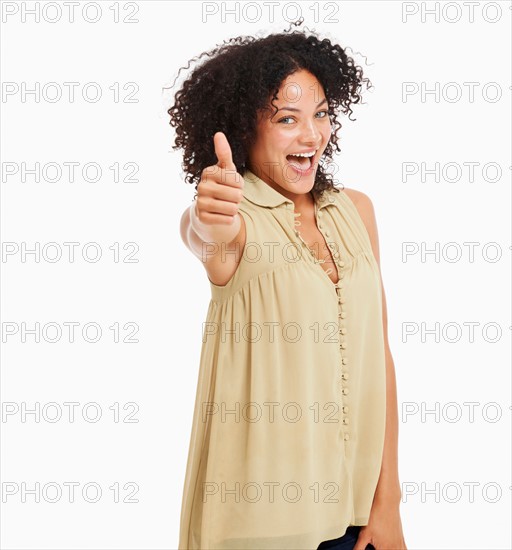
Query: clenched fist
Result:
<box><xmin>194</xmin><ymin>132</ymin><xmax>244</xmax><ymax>225</ymax></box>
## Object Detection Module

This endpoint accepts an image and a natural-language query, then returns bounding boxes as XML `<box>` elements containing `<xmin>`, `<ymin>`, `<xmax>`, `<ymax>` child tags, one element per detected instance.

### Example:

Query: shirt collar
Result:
<box><xmin>242</xmin><ymin>168</ymin><xmax>333</xmax><ymax>210</ymax></box>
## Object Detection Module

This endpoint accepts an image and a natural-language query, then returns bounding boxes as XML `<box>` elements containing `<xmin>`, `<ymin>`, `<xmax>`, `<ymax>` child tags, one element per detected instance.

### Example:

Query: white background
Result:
<box><xmin>1</xmin><ymin>1</ymin><xmax>510</xmax><ymax>549</ymax></box>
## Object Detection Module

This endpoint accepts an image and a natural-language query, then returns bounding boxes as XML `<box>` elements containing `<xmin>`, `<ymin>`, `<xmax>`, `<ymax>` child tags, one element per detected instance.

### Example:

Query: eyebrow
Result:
<box><xmin>278</xmin><ymin>98</ymin><xmax>328</xmax><ymax>113</ymax></box>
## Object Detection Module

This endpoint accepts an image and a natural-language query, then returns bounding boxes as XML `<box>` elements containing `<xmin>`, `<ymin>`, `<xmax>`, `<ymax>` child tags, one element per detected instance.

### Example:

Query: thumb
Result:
<box><xmin>353</xmin><ymin>533</ymin><xmax>373</xmax><ymax>550</ymax></box>
<box><xmin>213</xmin><ymin>131</ymin><xmax>236</xmax><ymax>171</ymax></box>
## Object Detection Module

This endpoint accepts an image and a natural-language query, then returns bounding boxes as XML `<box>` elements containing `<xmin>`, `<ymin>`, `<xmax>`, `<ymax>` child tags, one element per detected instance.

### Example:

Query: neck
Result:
<box><xmin>245</xmin><ymin>166</ymin><xmax>317</xmax><ymax>212</ymax></box>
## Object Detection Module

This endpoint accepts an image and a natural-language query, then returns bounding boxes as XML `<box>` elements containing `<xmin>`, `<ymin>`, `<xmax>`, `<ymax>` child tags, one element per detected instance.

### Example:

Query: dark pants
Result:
<box><xmin>317</xmin><ymin>525</ymin><xmax>376</xmax><ymax>550</ymax></box>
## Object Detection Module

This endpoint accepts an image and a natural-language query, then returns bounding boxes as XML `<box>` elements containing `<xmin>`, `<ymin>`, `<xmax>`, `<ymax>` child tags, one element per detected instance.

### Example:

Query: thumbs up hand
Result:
<box><xmin>195</xmin><ymin>132</ymin><xmax>244</xmax><ymax>226</ymax></box>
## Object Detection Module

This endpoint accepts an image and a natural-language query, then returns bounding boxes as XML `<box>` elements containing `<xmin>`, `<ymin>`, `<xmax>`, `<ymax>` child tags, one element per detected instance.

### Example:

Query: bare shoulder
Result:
<box><xmin>339</xmin><ymin>186</ymin><xmax>375</xmax><ymax>217</ymax></box>
<box><xmin>340</xmin><ymin>186</ymin><xmax>370</xmax><ymax>208</ymax></box>
<box><xmin>339</xmin><ymin>186</ymin><xmax>380</xmax><ymax>263</ymax></box>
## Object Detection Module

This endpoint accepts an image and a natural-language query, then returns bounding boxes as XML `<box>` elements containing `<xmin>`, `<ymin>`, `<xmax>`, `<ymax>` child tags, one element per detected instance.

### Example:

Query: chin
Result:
<box><xmin>281</xmin><ymin>176</ymin><xmax>315</xmax><ymax>195</ymax></box>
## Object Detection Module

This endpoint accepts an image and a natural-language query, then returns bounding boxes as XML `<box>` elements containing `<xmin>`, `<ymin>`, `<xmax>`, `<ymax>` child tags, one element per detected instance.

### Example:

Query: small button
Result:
<box><xmin>325</xmin><ymin>231</ymin><xmax>330</xmax><ymax>237</ymax></box>
<box><xmin>340</xmin><ymin>328</ymin><xmax>347</xmax><ymax>335</ymax></box>
<box><xmin>342</xmin><ymin>388</ymin><xmax>349</xmax><ymax>395</ymax></box>
<box><xmin>344</xmin><ymin>433</ymin><xmax>350</xmax><ymax>441</ymax></box>
<box><xmin>343</xmin><ymin>418</ymin><xmax>349</xmax><ymax>425</ymax></box>
<box><xmin>340</xmin><ymin>343</ymin><xmax>347</xmax><ymax>349</ymax></box>
<box><xmin>342</xmin><ymin>357</ymin><xmax>348</xmax><ymax>365</ymax></box>
<box><xmin>342</xmin><ymin>372</ymin><xmax>349</xmax><ymax>380</ymax></box>
<box><xmin>343</xmin><ymin>406</ymin><xmax>349</xmax><ymax>413</ymax></box>
<box><xmin>317</xmin><ymin>210</ymin><xmax>323</xmax><ymax>217</ymax></box>
<box><xmin>318</xmin><ymin>223</ymin><xmax>323</xmax><ymax>229</ymax></box>
<box><xmin>340</xmin><ymin>312</ymin><xmax>347</xmax><ymax>319</ymax></box>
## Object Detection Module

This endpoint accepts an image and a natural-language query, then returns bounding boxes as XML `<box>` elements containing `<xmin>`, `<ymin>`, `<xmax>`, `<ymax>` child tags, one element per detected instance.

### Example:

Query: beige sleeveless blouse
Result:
<box><xmin>179</xmin><ymin>168</ymin><xmax>386</xmax><ymax>549</ymax></box>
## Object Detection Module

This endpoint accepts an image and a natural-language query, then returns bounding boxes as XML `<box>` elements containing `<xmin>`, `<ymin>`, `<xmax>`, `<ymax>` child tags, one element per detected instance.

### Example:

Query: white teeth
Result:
<box><xmin>289</xmin><ymin>150</ymin><xmax>316</xmax><ymax>158</ymax></box>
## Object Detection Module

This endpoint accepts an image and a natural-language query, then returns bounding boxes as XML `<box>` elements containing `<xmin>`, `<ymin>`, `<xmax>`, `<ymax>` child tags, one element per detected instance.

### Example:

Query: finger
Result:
<box><xmin>352</xmin><ymin>536</ymin><xmax>373</xmax><ymax>550</ymax></box>
<box><xmin>197</xmin><ymin>196</ymin><xmax>240</xmax><ymax>217</ymax></box>
<box><xmin>197</xmin><ymin>211</ymin><xmax>237</xmax><ymax>225</ymax></box>
<box><xmin>210</xmin><ymin>184</ymin><xmax>243</xmax><ymax>205</ymax></box>
<box><xmin>219</xmin><ymin>168</ymin><xmax>243</xmax><ymax>189</ymax></box>
<box><xmin>201</xmin><ymin>166</ymin><xmax>244</xmax><ymax>192</ymax></box>
<box><xmin>213</xmin><ymin>131</ymin><xmax>235</xmax><ymax>171</ymax></box>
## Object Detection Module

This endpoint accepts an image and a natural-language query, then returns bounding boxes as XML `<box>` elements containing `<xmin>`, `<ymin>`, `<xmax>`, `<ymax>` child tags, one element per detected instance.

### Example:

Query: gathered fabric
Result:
<box><xmin>178</xmin><ymin>168</ymin><xmax>387</xmax><ymax>549</ymax></box>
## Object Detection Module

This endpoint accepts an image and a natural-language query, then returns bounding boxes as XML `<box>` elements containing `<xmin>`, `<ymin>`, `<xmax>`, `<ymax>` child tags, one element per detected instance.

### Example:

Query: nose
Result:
<box><xmin>299</xmin><ymin>119</ymin><xmax>322</xmax><ymax>148</ymax></box>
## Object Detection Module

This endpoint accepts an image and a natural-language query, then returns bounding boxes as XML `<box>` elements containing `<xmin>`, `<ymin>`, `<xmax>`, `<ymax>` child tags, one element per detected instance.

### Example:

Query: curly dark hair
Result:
<box><xmin>165</xmin><ymin>19</ymin><xmax>372</xmax><ymax>200</ymax></box>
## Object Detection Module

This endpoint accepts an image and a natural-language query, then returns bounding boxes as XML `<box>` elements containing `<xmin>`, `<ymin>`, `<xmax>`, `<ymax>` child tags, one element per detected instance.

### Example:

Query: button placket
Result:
<box><xmin>336</xmin><ymin>281</ymin><xmax>349</xmax><ymax>441</ymax></box>
<box><xmin>291</xmin><ymin>197</ymin><xmax>350</xmax><ymax>443</ymax></box>
<box><xmin>316</xmin><ymin>200</ymin><xmax>350</xmax><ymax>444</ymax></box>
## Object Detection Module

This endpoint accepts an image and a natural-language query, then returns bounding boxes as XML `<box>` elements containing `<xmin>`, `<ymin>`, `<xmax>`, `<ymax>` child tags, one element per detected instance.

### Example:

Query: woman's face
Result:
<box><xmin>246</xmin><ymin>69</ymin><xmax>332</xmax><ymax>200</ymax></box>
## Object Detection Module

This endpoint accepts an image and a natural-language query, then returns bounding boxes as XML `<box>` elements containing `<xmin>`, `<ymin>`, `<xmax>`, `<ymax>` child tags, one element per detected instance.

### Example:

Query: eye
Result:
<box><xmin>277</xmin><ymin>110</ymin><xmax>330</xmax><ymax>124</ymax></box>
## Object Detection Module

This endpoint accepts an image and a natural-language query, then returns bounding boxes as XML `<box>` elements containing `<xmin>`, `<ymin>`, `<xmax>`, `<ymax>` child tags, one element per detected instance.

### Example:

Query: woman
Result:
<box><xmin>168</xmin><ymin>20</ymin><xmax>407</xmax><ymax>550</ymax></box>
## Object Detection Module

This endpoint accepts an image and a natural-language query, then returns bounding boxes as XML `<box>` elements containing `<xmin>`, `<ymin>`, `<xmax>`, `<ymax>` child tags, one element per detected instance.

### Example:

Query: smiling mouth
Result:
<box><xmin>285</xmin><ymin>150</ymin><xmax>318</xmax><ymax>171</ymax></box>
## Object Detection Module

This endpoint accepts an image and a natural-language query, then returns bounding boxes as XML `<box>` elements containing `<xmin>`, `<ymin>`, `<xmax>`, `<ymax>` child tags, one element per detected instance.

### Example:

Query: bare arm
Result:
<box><xmin>179</xmin><ymin>132</ymin><xmax>246</xmax><ymax>286</ymax></box>
<box><xmin>181</xmin><ymin>201</ymin><xmax>242</xmax><ymax>259</ymax></box>
<box><xmin>344</xmin><ymin>188</ymin><xmax>401</xmax><ymax>501</ymax></box>
<box><xmin>180</xmin><ymin>201</ymin><xmax>246</xmax><ymax>286</ymax></box>
<box><xmin>346</xmin><ymin>187</ymin><xmax>406</xmax><ymax>550</ymax></box>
